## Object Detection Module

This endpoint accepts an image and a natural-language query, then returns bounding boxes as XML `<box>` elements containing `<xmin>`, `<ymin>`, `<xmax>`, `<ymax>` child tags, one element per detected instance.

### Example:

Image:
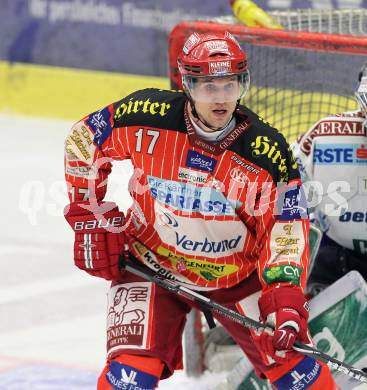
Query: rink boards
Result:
<box><xmin>0</xmin><ymin>60</ymin><xmax>168</xmax><ymax>120</ymax></box>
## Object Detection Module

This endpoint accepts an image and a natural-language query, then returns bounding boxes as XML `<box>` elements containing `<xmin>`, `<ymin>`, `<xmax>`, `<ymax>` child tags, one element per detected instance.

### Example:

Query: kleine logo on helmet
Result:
<box><xmin>209</xmin><ymin>61</ymin><xmax>231</xmax><ymax>74</ymax></box>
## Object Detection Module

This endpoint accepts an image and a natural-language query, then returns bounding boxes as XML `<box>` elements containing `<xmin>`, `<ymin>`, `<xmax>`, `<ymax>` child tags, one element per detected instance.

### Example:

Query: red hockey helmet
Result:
<box><xmin>178</xmin><ymin>32</ymin><xmax>250</xmax><ymax>102</ymax></box>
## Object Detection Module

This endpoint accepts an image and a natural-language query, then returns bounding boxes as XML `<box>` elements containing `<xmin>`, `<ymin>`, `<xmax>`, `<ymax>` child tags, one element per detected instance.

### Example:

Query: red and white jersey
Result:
<box><xmin>65</xmin><ymin>88</ymin><xmax>309</xmax><ymax>291</ymax></box>
<box><xmin>292</xmin><ymin>110</ymin><xmax>367</xmax><ymax>255</ymax></box>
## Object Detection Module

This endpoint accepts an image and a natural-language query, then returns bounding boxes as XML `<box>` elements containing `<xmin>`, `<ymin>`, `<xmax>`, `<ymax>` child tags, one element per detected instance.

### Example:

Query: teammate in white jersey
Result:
<box><xmin>292</xmin><ymin>62</ymin><xmax>367</xmax><ymax>295</ymax></box>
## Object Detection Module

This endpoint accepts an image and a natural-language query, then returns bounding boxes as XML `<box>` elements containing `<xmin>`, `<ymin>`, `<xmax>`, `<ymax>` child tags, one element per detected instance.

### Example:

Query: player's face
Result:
<box><xmin>194</xmin><ymin>99</ymin><xmax>238</xmax><ymax>131</ymax></box>
<box><xmin>191</xmin><ymin>76</ymin><xmax>239</xmax><ymax>130</ymax></box>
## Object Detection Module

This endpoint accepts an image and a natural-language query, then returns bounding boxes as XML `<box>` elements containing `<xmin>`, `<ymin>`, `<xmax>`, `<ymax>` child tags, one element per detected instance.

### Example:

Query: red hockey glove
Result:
<box><xmin>254</xmin><ymin>287</ymin><xmax>310</xmax><ymax>364</ymax></box>
<box><xmin>64</xmin><ymin>201</ymin><xmax>127</xmax><ymax>280</ymax></box>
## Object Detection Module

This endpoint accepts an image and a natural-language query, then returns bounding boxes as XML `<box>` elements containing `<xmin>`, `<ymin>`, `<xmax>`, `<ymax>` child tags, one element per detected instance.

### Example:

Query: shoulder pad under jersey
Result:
<box><xmin>113</xmin><ymin>88</ymin><xmax>187</xmax><ymax>132</ymax></box>
<box><xmin>230</xmin><ymin>105</ymin><xmax>300</xmax><ymax>184</ymax></box>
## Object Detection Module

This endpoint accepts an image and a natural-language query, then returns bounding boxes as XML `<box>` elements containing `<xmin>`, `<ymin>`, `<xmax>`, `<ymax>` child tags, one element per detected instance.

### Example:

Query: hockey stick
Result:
<box><xmin>119</xmin><ymin>255</ymin><xmax>367</xmax><ymax>384</ymax></box>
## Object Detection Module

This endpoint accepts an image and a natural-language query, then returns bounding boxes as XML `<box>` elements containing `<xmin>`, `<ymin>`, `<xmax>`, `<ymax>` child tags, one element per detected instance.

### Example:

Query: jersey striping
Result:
<box><xmin>65</xmin><ymin>88</ymin><xmax>310</xmax><ymax>290</ymax></box>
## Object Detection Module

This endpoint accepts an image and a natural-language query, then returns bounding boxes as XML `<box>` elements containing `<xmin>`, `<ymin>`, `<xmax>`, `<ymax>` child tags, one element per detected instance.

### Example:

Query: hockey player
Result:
<box><xmin>64</xmin><ymin>32</ymin><xmax>338</xmax><ymax>389</ymax></box>
<box><xmin>292</xmin><ymin>63</ymin><xmax>367</xmax><ymax>296</ymax></box>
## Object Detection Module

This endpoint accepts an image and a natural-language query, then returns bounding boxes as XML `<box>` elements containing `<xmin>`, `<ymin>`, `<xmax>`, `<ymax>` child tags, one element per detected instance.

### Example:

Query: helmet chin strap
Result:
<box><xmin>189</xmin><ymin>99</ymin><xmax>239</xmax><ymax>132</ymax></box>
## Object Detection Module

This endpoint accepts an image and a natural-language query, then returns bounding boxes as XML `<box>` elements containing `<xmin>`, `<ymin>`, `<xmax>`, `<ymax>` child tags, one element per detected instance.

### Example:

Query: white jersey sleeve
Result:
<box><xmin>291</xmin><ymin>110</ymin><xmax>367</xmax><ymax>255</ymax></box>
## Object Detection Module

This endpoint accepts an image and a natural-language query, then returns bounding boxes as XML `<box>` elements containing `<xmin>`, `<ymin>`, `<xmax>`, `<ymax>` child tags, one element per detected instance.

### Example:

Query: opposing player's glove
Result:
<box><xmin>64</xmin><ymin>201</ymin><xmax>126</xmax><ymax>280</ymax></box>
<box><xmin>254</xmin><ymin>287</ymin><xmax>310</xmax><ymax>364</ymax></box>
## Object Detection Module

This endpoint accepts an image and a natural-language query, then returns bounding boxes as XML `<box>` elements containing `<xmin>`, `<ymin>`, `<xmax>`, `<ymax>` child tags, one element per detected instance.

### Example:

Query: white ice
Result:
<box><xmin>0</xmin><ymin>114</ymin><xmax>229</xmax><ymax>389</ymax></box>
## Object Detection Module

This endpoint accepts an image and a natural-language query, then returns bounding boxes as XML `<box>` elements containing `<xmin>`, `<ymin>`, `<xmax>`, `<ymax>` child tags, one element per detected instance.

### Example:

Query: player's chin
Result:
<box><xmin>210</xmin><ymin>113</ymin><xmax>230</xmax><ymax>128</ymax></box>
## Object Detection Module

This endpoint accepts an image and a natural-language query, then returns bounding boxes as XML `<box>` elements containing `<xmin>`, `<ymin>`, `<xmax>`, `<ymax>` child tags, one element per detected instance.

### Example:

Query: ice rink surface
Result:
<box><xmin>0</xmin><ymin>114</ymin><xmax>227</xmax><ymax>389</ymax></box>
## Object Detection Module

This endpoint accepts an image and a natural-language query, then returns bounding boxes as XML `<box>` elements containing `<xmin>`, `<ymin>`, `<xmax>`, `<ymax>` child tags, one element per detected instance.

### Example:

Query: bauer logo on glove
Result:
<box><xmin>64</xmin><ymin>201</ymin><xmax>127</xmax><ymax>280</ymax></box>
<box><xmin>73</xmin><ymin>215</ymin><xmax>124</xmax><ymax>231</ymax></box>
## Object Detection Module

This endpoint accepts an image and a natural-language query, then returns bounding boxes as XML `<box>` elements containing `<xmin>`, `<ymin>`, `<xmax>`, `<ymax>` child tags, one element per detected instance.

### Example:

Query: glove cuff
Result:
<box><xmin>64</xmin><ymin>200</ymin><xmax>118</xmax><ymax>217</ymax></box>
<box><xmin>259</xmin><ymin>287</ymin><xmax>309</xmax><ymax>322</ymax></box>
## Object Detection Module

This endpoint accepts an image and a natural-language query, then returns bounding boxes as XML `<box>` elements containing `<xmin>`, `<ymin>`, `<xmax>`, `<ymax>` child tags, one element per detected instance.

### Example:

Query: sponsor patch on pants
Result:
<box><xmin>274</xmin><ymin>356</ymin><xmax>321</xmax><ymax>389</ymax></box>
<box><xmin>106</xmin><ymin>282</ymin><xmax>153</xmax><ymax>355</ymax></box>
<box><xmin>107</xmin><ymin>361</ymin><xmax>159</xmax><ymax>390</ymax></box>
